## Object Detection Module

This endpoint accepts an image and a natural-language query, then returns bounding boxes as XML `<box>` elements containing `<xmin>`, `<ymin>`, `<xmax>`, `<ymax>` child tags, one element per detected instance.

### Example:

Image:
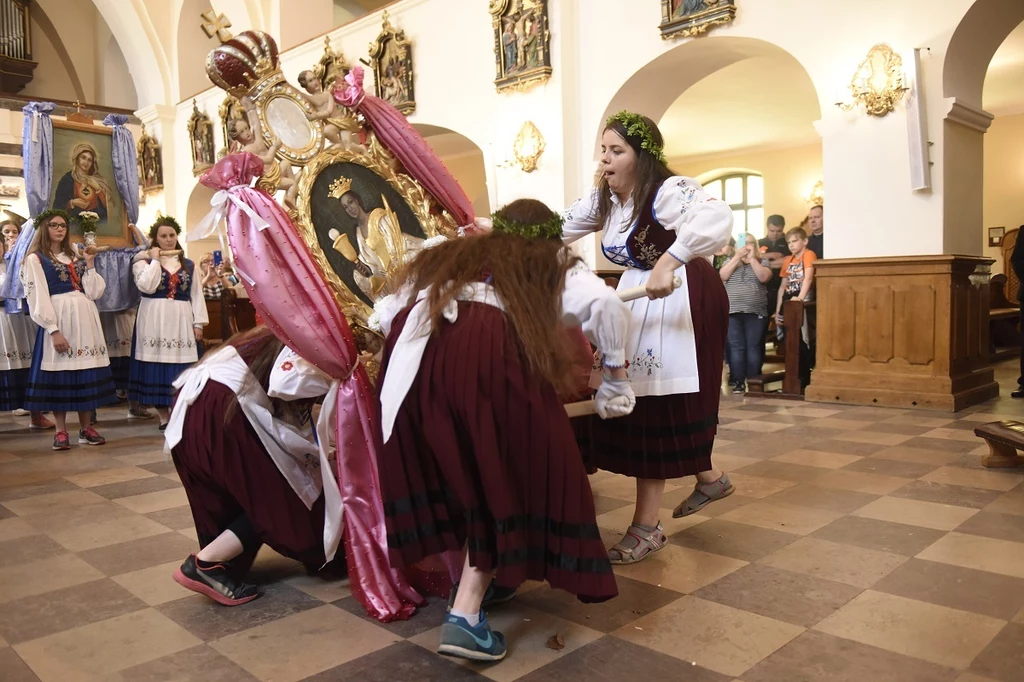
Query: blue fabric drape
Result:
<box><xmin>2</xmin><ymin>102</ymin><xmax>55</xmax><ymax>313</ymax></box>
<box><xmin>93</xmin><ymin>246</ymin><xmax>145</xmax><ymax>312</ymax></box>
<box><xmin>103</xmin><ymin>114</ymin><xmax>139</xmax><ymax>225</ymax></box>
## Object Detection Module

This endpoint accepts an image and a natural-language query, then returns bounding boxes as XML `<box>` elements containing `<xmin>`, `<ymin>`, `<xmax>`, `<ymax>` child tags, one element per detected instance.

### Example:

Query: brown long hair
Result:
<box><xmin>396</xmin><ymin>199</ymin><xmax>583</xmax><ymax>396</ymax></box>
<box><xmin>200</xmin><ymin>326</ymin><xmax>284</xmax><ymax>423</ymax></box>
<box><xmin>27</xmin><ymin>211</ymin><xmax>76</xmax><ymax>260</ymax></box>
<box><xmin>596</xmin><ymin>114</ymin><xmax>677</xmax><ymax>228</ymax></box>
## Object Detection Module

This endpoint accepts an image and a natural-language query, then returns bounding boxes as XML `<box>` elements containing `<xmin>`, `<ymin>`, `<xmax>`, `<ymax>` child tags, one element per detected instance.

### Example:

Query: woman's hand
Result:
<box><xmin>194</xmin><ymin>327</ymin><xmax>203</xmax><ymax>341</ymax></box>
<box><xmin>71</xmin><ymin>198</ymin><xmax>89</xmax><ymax>209</ymax></box>
<box><xmin>51</xmin><ymin>331</ymin><xmax>70</xmax><ymax>354</ymax></box>
<box><xmin>83</xmin><ymin>250</ymin><xmax>96</xmax><ymax>270</ymax></box>
<box><xmin>646</xmin><ymin>265</ymin><xmax>678</xmax><ymax>300</ymax></box>
<box><xmin>148</xmin><ymin>247</ymin><xmax>161</xmax><ymax>261</ymax></box>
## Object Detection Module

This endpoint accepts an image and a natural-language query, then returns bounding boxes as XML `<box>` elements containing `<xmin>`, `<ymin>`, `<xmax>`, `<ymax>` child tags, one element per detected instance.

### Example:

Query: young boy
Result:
<box><xmin>775</xmin><ymin>227</ymin><xmax>817</xmax><ymax>386</ymax></box>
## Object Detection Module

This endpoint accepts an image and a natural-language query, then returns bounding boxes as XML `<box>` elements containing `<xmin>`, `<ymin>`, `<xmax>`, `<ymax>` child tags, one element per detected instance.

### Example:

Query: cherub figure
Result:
<box><xmin>230</xmin><ymin>97</ymin><xmax>299</xmax><ymax>209</ymax></box>
<box><xmin>297</xmin><ymin>70</ymin><xmax>363</xmax><ymax>151</ymax></box>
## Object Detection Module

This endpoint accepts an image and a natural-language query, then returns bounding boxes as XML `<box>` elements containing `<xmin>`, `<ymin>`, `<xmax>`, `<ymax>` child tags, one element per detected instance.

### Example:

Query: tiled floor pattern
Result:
<box><xmin>2</xmin><ymin>364</ymin><xmax>1024</xmax><ymax>681</ymax></box>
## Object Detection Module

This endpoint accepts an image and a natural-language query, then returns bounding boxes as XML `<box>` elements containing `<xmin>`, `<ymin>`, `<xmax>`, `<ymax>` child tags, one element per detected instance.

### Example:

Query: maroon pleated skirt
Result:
<box><xmin>378</xmin><ymin>302</ymin><xmax>617</xmax><ymax>603</ymax></box>
<box><xmin>170</xmin><ymin>382</ymin><xmax>327</xmax><ymax>573</ymax></box>
<box><xmin>575</xmin><ymin>257</ymin><xmax>728</xmax><ymax>480</ymax></box>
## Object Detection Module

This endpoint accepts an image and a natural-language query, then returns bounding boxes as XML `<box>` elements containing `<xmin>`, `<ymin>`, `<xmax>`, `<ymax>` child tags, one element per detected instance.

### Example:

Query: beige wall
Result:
<box><xmin>674</xmin><ymin>143</ymin><xmax>824</xmax><ymax>239</ymax></box>
<box><xmin>983</xmin><ymin>113</ymin><xmax>1024</xmax><ymax>273</ymax></box>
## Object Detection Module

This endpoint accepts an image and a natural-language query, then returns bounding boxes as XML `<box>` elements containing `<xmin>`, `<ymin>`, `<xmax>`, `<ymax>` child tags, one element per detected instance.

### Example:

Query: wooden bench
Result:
<box><xmin>989</xmin><ymin>273</ymin><xmax>1021</xmax><ymax>361</ymax></box>
<box><xmin>974</xmin><ymin>421</ymin><xmax>1024</xmax><ymax>468</ymax></box>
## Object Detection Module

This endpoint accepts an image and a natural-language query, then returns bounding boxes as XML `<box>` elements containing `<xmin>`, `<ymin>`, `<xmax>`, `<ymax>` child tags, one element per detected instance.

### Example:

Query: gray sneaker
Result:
<box><xmin>438</xmin><ymin>612</ymin><xmax>507</xmax><ymax>662</ymax></box>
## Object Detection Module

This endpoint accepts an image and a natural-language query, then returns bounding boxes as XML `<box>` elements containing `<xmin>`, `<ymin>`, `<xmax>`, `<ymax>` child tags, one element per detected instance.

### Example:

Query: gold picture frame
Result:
<box><xmin>187</xmin><ymin>100</ymin><xmax>216</xmax><ymax>176</ymax></box>
<box><xmin>136</xmin><ymin>125</ymin><xmax>163</xmax><ymax>195</ymax></box>
<box><xmin>489</xmin><ymin>0</ymin><xmax>552</xmax><ymax>93</ymax></box>
<box><xmin>369</xmin><ymin>11</ymin><xmax>415</xmax><ymax>116</ymax></box>
<box><xmin>50</xmin><ymin>117</ymin><xmax>132</xmax><ymax>246</ymax></box>
<box><xmin>659</xmin><ymin>0</ymin><xmax>737</xmax><ymax>40</ymax></box>
<box><xmin>295</xmin><ymin>134</ymin><xmax>458</xmax><ymax>329</ymax></box>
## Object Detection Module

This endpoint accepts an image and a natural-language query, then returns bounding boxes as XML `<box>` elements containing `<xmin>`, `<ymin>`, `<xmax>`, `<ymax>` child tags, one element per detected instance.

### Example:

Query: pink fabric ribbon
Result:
<box><xmin>333</xmin><ymin>66</ymin><xmax>476</xmax><ymax>229</ymax></box>
<box><xmin>200</xmin><ymin>153</ymin><xmax>423</xmax><ymax>621</ymax></box>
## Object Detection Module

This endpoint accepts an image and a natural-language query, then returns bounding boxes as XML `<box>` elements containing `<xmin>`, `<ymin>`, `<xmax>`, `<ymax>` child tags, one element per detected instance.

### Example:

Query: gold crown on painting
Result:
<box><xmin>206</xmin><ymin>30</ymin><xmax>282</xmax><ymax>98</ymax></box>
<box><xmin>328</xmin><ymin>176</ymin><xmax>353</xmax><ymax>199</ymax></box>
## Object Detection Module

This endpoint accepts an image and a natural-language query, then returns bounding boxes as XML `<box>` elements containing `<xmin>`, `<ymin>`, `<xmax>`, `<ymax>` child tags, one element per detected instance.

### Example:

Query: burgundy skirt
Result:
<box><xmin>170</xmin><ymin>382</ymin><xmax>327</xmax><ymax>573</ymax></box>
<box><xmin>378</xmin><ymin>302</ymin><xmax>617</xmax><ymax>603</ymax></box>
<box><xmin>575</xmin><ymin>257</ymin><xmax>728</xmax><ymax>480</ymax></box>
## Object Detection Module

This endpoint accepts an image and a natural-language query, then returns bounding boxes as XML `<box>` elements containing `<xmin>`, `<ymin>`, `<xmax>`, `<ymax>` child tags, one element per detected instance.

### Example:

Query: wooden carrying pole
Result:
<box><xmin>563</xmin><ymin>276</ymin><xmax>682</xmax><ymax>418</ymax></box>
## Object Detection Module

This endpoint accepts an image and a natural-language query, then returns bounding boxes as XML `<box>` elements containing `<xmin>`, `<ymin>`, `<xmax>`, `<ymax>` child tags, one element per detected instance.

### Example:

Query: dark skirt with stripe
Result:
<box><xmin>378</xmin><ymin>302</ymin><xmax>617</xmax><ymax>603</ymax></box>
<box><xmin>24</xmin><ymin>329</ymin><xmax>117</xmax><ymax>412</ymax></box>
<box><xmin>574</xmin><ymin>257</ymin><xmax>728</xmax><ymax>480</ymax></box>
<box><xmin>170</xmin><ymin>381</ymin><xmax>327</xmax><ymax>574</ymax></box>
<box><xmin>0</xmin><ymin>367</ymin><xmax>29</xmax><ymax>411</ymax></box>
<box><xmin>127</xmin><ymin>333</ymin><xmax>193</xmax><ymax>407</ymax></box>
<box><xmin>108</xmin><ymin>356</ymin><xmax>131</xmax><ymax>392</ymax></box>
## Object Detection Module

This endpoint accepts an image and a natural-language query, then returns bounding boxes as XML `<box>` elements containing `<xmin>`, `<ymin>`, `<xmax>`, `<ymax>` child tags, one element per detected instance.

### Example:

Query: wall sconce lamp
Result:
<box><xmin>803</xmin><ymin>180</ymin><xmax>824</xmax><ymax>206</ymax></box>
<box><xmin>512</xmin><ymin>121</ymin><xmax>545</xmax><ymax>173</ymax></box>
<box><xmin>835</xmin><ymin>44</ymin><xmax>908</xmax><ymax>116</ymax></box>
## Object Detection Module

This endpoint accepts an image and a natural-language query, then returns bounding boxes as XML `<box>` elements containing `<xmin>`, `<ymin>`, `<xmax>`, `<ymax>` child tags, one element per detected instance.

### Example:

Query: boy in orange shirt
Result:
<box><xmin>775</xmin><ymin>227</ymin><xmax>817</xmax><ymax>386</ymax></box>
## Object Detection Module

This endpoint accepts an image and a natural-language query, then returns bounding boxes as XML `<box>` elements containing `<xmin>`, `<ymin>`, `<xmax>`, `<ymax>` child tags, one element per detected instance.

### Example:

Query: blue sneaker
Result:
<box><xmin>446</xmin><ymin>581</ymin><xmax>518</xmax><ymax>612</ymax></box>
<box><xmin>438</xmin><ymin>612</ymin><xmax>507</xmax><ymax>662</ymax></box>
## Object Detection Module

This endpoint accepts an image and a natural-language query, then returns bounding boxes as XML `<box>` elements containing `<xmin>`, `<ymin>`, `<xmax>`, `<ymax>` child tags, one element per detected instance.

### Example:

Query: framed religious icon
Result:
<box><xmin>369</xmin><ymin>12</ymin><xmax>415</xmax><ymax>115</ymax></box>
<box><xmin>187</xmin><ymin>100</ymin><xmax>216</xmax><ymax>176</ymax></box>
<box><xmin>489</xmin><ymin>0</ymin><xmax>552</xmax><ymax>93</ymax></box>
<box><xmin>50</xmin><ymin>118</ymin><xmax>131</xmax><ymax>246</ymax></box>
<box><xmin>136</xmin><ymin>125</ymin><xmax>163</xmax><ymax>194</ymax></box>
<box><xmin>296</xmin><ymin>138</ymin><xmax>457</xmax><ymax>319</ymax></box>
<box><xmin>218</xmin><ymin>94</ymin><xmax>245</xmax><ymax>159</ymax></box>
<box><xmin>989</xmin><ymin>226</ymin><xmax>1005</xmax><ymax>247</ymax></box>
<box><xmin>659</xmin><ymin>0</ymin><xmax>737</xmax><ymax>39</ymax></box>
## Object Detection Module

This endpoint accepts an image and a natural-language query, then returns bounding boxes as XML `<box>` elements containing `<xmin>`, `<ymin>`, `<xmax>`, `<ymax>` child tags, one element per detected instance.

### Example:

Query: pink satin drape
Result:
<box><xmin>200</xmin><ymin>153</ymin><xmax>422</xmax><ymax>621</ymax></box>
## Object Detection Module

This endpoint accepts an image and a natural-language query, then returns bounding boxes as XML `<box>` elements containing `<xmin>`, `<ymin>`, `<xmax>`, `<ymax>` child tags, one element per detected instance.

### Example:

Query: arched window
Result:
<box><xmin>703</xmin><ymin>172</ymin><xmax>764</xmax><ymax>239</ymax></box>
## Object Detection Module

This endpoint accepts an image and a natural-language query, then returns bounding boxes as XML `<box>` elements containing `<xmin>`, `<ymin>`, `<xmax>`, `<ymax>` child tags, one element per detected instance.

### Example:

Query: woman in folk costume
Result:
<box><xmin>129</xmin><ymin>216</ymin><xmax>208</xmax><ymax>429</ymax></box>
<box><xmin>374</xmin><ymin>199</ymin><xmax>635</xmax><ymax>662</ymax></box>
<box><xmin>563</xmin><ymin>112</ymin><xmax>733</xmax><ymax>564</ymax></box>
<box><xmin>166</xmin><ymin>326</ymin><xmax>342</xmax><ymax>605</ymax></box>
<box><xmin>21</xmin><ymin>209</ymin><xmax>115</xmax><ymax>449</ymax></box>
<box><xmin>1</xmin><ymin>229</ymin><xmax>53</xmax><ymax>429</ymax></box>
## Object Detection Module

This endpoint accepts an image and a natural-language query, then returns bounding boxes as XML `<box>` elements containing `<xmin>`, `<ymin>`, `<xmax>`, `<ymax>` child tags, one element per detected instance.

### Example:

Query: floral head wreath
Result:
<box><xmin>606</xmin><ymin>111</ymin><xmax>667</xmax><ymax>165</ymax></box>
<box><xmin>33</xmin><ymin>208</ymin><xmax>72</xmax><ymax>229</ymax></box>
<box><xmin>490</xmin><ymin>212</ymin><xmax>564</xmax><ymax>241</ymax></box>
<box><xmin>149</xmin><ymin>215</ymin><xmax>182</xmax><ymax>239</ymax></box>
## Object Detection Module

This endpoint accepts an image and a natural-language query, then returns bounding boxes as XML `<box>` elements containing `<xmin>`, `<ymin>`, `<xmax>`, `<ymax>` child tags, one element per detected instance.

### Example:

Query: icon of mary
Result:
<box><xmin>53</xmin><ymin>142</ymin><xmax>117</xmax><ymax>224</ymax></box>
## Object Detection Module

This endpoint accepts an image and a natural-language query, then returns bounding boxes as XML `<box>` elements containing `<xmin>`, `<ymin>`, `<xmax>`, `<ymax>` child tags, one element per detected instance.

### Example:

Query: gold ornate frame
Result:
<box><xmin>369</xmin><ymin>11</ymin><xmax>416</xmax><ymax>116</ymax></box>
<box><xmin>136</xmin><ymin>125</ymin><xmax>163</xmax><ymax>195</ymax></box>
<box><xmin>659</xmin><ymin>0</ymin><xmax>736</xmax><ymax>40</ymax></box>
<box><xmin>294</xmin><ymin>134</ymin><xmax>459</xmax><ymax>328</ymax></box>
<box><xmin>187</xmin><ymin>100</ymin><xmax>216</xmax><ymax>176</ymax></box>
<box><xmin>489</xmin><ymin>0</ymin><xmax>553</xmax><ymax>93</ymax></box>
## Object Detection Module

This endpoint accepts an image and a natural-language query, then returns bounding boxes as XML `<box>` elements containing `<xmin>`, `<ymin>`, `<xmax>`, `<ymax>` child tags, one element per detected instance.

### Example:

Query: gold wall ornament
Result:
<box><xmin>659</xmin><ymin>0</ymin><xmax>736</xmax><ymax>40</ymax></box>
<box><xmin>369</xmin><ymin>11</ymin><xmax>416</xmax><ymax>116</ymax></box>
<box><xmin>489</xmin><ymin>0</ymin><xmax>553</xmax><ymax>93</ymax></box>
<box><xmin>217</xmin><ymin>94</ymin><xmax>245</xmax><ymax>158</ymax></box>
<box><xmin>804</xmin><ymin>180</ymin><xmax>824</xmax><ymax>206</ymax></box>
<box><xmin>137</xmin><ymin>125</ymin><xmax>164</xmax><ymax>195</ymax></box>
<box><xmin>187</xmin><ymin>100</ymin><xmax>216</xmax><ymax>176</ymax></box>
<box><xmin>294</xmin><ymin>134</ymin><xmax>459</xmax><ymax>339</ymax></box>
<box><xmin>512</xmin><ymin>121</ymin><xmax>545</xmax><ymax>173</ymax></box>
<box><xmin>835</xmin><ymin>44</ymin><xmax>908</xmax><ymax>117</ymax></box>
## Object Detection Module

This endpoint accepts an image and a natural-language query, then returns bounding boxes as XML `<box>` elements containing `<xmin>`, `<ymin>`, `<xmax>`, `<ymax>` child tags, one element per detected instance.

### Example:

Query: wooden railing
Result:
<box><xmin>0</xmin><ymin>0</ymin><xmax>30</xmax><ymax>61</ymax></box>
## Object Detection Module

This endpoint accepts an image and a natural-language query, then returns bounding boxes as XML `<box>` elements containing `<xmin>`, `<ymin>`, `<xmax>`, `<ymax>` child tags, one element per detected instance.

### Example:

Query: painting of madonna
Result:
<box><xmin>53</xmin><ymin>142</ymin><xmax>117</xmax><ymax>226</ymax></box>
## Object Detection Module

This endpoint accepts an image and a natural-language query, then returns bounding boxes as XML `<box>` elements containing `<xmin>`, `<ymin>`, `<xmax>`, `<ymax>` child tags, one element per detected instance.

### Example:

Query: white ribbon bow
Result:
<box><xmin>163</xmin><ymin>362</ymin><xmax>214</xmax><ymax>455</ymax></box>
<box><xmin>189</xmin><ymin>187</ymin><xmax>271</xmax><ymax>257</ymax></box>
<box><xmin>315</xmin><ymin>381</ymin><xmax>344</xmax><ymax>565</ymax></box>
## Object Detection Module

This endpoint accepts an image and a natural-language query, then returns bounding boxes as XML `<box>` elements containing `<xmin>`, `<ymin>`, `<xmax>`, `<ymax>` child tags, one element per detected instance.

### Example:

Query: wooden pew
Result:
<box><xmin>974</xmin><ymin>421</ymin><xmax>1024</xmax><ymax>468</ymax></box>
<box><xmin>989</xmin><ymin>273</ymin><xmax>1020</xmax><ymax>362</ymax></box>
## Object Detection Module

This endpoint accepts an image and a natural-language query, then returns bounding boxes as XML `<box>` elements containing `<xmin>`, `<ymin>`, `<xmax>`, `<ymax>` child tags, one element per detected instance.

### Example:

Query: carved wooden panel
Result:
<box><xmin>1002</xmin><ymin>228</ymin><xmax>1019</xmax><ymax>303</ymax></box>
<box><xmin>897</xmin><ymin>285</ymin><xmax>936</xmax><ymax>365</ymax></box>
<box><xmin>855</xmin><ymin>287</ymin><xmax>894</xmax><ymax>362</ymax></box>
<box><xmin>828</xmin><ymin>286</ymin><xmax>856</xmax><ymax>361</ymax></box>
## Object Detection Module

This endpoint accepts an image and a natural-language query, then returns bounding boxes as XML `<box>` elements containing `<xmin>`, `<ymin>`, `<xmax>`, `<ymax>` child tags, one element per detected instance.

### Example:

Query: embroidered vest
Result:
<box><xmin>38</xmin><ymin>254</ymin><xmax>86</xmax><ymax>295</ymax></box>
<box><xmin>601</xmin><ymin>180</ymin><xmax>676</xmax><ymax>271</ymax></box>
<box><xmin>141</xmin><ymin>259</ymin><xmax>194</xmax><ymax>302</ymax></box>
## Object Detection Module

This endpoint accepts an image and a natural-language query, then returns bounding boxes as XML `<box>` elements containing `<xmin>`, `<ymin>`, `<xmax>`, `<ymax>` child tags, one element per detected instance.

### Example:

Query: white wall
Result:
<box><xmin>983</xmin><ymin>113</ymin><xmax>1024</xmax><ymax>273</ymax></box>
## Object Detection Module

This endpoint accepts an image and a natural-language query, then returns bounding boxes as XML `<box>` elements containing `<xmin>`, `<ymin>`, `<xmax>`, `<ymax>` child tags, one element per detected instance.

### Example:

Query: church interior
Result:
<box><xmin>1</xmin><ymin>0</ymin><xmax>1024</xmax><ymax>680</ymax></box>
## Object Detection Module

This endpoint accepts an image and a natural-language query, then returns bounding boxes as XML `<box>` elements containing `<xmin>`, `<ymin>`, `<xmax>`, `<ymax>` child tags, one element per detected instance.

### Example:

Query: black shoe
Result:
<box><xmin>172</xmin><ymin>554</ymin><xmax>262</xmax><ymax>606</ymax></box>
<box><xmin>446</xmin><ymin>580</ymin><xmax>518</xmax><ymax>612</ymax></box>
<box><xmin>1012</xmin><ymin>388</ymin><xmax>1024</xmax><ymax>399</ymax></box>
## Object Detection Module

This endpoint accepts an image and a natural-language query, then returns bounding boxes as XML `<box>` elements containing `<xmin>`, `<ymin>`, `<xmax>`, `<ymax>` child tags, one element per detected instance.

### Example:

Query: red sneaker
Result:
<box><xmin>78</xmin><ymin>427</ymin><xmax>106</xmax><ymax>446</ymax></box>
<box><xmin>52</xmin><ymin>431</ymin><xmax>71</xmax><ymax>450</ymax></box>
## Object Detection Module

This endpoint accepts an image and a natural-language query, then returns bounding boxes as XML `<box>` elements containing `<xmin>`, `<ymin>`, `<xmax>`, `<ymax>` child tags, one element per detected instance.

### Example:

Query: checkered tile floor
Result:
<box><xmin>2</xmin><ymin>364</ymin><xmax>1024</xmax><ymax>681</ymax></box>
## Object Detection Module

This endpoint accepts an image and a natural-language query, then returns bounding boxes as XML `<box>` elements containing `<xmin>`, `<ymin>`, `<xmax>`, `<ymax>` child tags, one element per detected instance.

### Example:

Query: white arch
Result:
<box><xmin>943</xmin><ymin>0</ymin><xmax>1024</xmax><ymax>107</ymax></box>
<box><xmin>413</xmin><ymin>123</ymin><xmax>492</xmax><ymax>216</ymax></box>
<box><xmin>90</xmin><ymin>0</ymin><xmax>172</xmax><ymax>108</ymax></box>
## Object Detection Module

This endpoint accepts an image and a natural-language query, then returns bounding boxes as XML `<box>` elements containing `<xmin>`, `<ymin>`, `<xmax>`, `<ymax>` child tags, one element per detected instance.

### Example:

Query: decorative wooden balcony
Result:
<box><xmin>0</xmin><ymin>0</ymin><xmax>36</xmax><ymax>94</ymax></box>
